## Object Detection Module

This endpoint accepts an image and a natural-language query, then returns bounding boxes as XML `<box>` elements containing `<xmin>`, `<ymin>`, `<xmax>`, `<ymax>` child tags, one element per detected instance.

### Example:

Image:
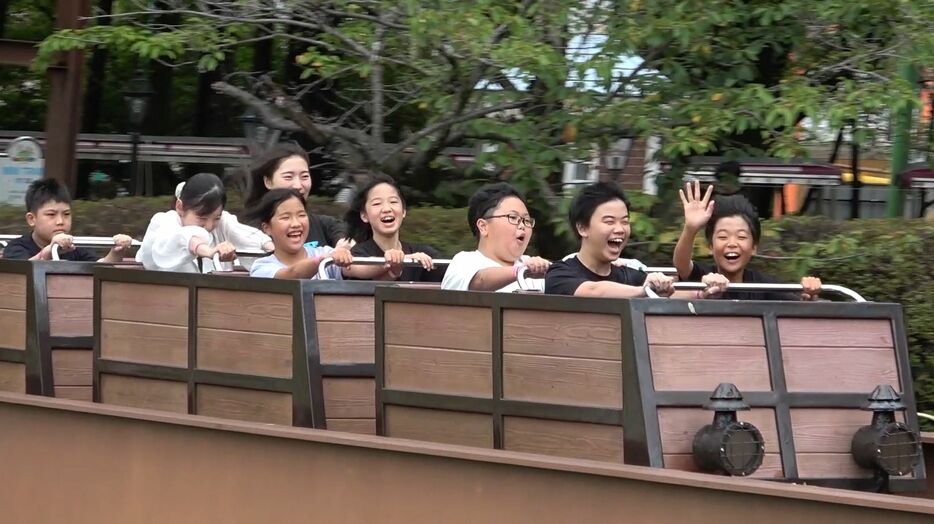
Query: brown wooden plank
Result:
<box><xmin>51</xmin><ymin>349</ymin><xmax>92</xmax><ymax>386</ymax></box>
<box><xmin>0</xmin><ymin>361</ymin><xmax>25</xmax><ymax>393</ymax></box>
<box><xmin>503</xmin><ymin>417</ymin><xmax>624</xmax><ymax>462</ymax></box>
<box><xmin>49</xmin><ymin>298</ymin><xmax>93</xmax><ymax>337</ymax></box>
<box><xmin>791</xmin><ymin>409</ymin><xmax>884</xmax><ymax>453</ymax></box>
<box><xmin>0</xmin><ymin>308</ymin><xmax>26</xmax><ymax>350</ymax></box>
<box><xmin>779</xmin><ymin>318</ymin><xmax>894</xmax><ymax>348</ymax></box>
<box><xmin>197</xmin><ymin>289</ymin><xmax>292</xmax><ymax>335</ymax></box>
<box><xmin>384</xmin><ymin>303</ymin><xmax>491</xmax><ymax>352</ymax></box>
<box><xmin>503</xmin><ymin>310</ymin><xmax>621</xmax><ymax>360</ymax></box>
<box><xmin>196</xmin><ymin>384</ymin><xmax>292</xmax><ymax>426</ymax></box>
<box><xmin>650</xmin><ymin>345</ymin><xmax>771</xmax><ymax>392</ymax></box>
<box><xmin>101</xmin><ymin>319</ymin><xmax>188</xmax><ymax>368</ymax></box>
<box><xmin>384</xmin><ymin>344</ymin><xmax>492</xmax><ymax>397</ymax></box>
<box><xmin>322</xmin><ymin>378</ymin><xmax>374</xmax><ymax>419</ymax></box>
<box><xmin>99</xmin><ymin>374</ymin><xmax>187</xmax><ymax>413</ymax></box>
<box><xmin>46</xmin><ymin>274</ymin><xmax>93</xmax><ymax>299</ymax></box>
<box><xmin>645</xmin><ymin>316</ymin><xmax>764</xmax><ymax>346</ymax></box>
<box><xmin>317</xmin><ymin>321</ymin><xmax>374</xmax><ymax>364</ymax></box>
<box><xmin>658</xmin><ymin>408</ymin><xmax>779</xmax><ymax>454</ymax></box>
<box><xmin>796</xmin><ymin>453</ymin><xmax>875</xmax><ymax>479</ymax></box>
<box><xmin>0</xmin><ymin>272</ymin><xmax>26</xmax><ymax>310</ymax></box>
<box><xmin>783</xmin><ymin>347</ymin><xmax>898</xmax><ymax>392</ymax></box>
<box><xmin>663</xmin><ymin>453</ymin><xmax>784</xmax><ymax>479</ymax></box>
<box><xmin>197</xmin><ymin>328</ymin><xmax>292</xmax><ymax>378</ymax></box>
<box><xmin>53</xmin><ymin>385</ymin><xmax>92</xmax><ymax>401</ymax></box>
<box><xmin>326</xmin><ymin>418</ymin><xmax>376</xmax><ymax>435</ymax></box>
<box><xmin>502</xmin><ymin>353</ymin><xmax>621</xmax><ymax>408</ymax></box>
<box><xmin>314</xmin><ymin>295</ymin><xmax>374</xmax><ymax>322</ymax></box>
<box><xmin>101</xmin><ymin>282</ymin><xmax>188</xmax><ymax>326</ymax></box>
<box><xmin>384</xmin><ymin>405</ymin><xmax>493</xmax><ymax>448</ymax></box>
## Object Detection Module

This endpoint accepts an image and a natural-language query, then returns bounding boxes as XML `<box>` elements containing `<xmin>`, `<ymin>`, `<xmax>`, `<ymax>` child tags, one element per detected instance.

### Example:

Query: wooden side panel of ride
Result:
<box><xmin>0</xmin><ymin>260</ymin><xmax>97</xmax><ymax>400</ymax></box>
<box><xmin>2</xmin><ymin>392</ymin><xmax>933</xmax><ymax>523</ymax></box>
<box><xmin>92</xmin><ymin>267</ymin><xmax>397</xmax><ymax>432</ymax></box>
<box><xmin>375</xmin><ymin>287</ymin><xmax>925</xmax><ymax>491</ymax></box>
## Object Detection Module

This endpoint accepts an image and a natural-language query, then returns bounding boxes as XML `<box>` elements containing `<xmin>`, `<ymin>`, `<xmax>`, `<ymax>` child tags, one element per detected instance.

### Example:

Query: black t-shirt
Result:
<box><xmin>1</xmin><ymin>234</ymin><xmax>97</xmax><ymax>262</ymax></box>
<box><xmin>350</xmin><ymin>239</ymin><xmax>446</xmax><ymax>282</ymax></box>
<box><xmin>545</xmin><ymin>256</ymin><xmax>647</xmax><ymax>296</ymax></box>
<box><xmin>306</xmin><ymin>214</ymin><xmax>347</xmax><ymax>247</ymax></box>
<box><xmin>688</xmin><ymin>260</ymin><xmax>799</xmax><ymax>301</ymax></box>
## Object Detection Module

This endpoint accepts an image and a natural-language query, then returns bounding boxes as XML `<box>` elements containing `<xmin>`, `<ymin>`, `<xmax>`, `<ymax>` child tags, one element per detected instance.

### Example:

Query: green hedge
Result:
<box><xmin>1</xmin><ymin>197</ymin><xmax>931</xmax><ymax>427</ymax></box>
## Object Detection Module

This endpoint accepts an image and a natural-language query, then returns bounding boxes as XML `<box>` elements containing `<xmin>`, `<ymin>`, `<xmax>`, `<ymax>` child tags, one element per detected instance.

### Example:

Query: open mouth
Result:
<box><xmin>723</xmin><ymin>252</ymin><xmax>741</xmax><ymax>262</ymax></box>
<box><xmin>515</xmin><ymin>232</ymin><xmax>527</xmax><ymax>243</ymax></box>
<box><xmin>379</xmin><ymin>216</ymin><xmax>396</xmax><ymax>225</ymax></box>
<box><xmin>608</xmin><ymin>238</ymin><xmax>625</xmax><ymax>250</ymax></box>
<box><xmin>286</xmin><ymin>229</ymin><xmax>304</xmax><ymax>240</ymax></box>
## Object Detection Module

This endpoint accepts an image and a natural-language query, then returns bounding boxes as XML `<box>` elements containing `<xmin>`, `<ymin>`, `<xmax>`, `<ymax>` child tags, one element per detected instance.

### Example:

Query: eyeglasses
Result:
<box><xmin>484</xmin><ymin>213</ymin><xmax>536</xmax><ymax>228</ymax></box>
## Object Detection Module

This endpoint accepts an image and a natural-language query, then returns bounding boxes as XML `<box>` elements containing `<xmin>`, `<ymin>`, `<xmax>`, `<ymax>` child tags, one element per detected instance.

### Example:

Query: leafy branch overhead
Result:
<box><xmin>37</xmin><ymin>0</ymin><xmax>934</xmax><ymax>186</ymax></box>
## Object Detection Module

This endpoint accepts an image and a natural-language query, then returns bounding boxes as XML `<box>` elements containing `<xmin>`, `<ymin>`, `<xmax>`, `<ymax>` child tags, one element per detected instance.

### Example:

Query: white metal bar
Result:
<box><xmin>646</xmin><ymin>281</ymin><xmax>866</xmax><ymax>302</ymax></box>
<box><xmin>316</xmin><ymin>256</ymin><xmax>453</xmax><ymax>280</ymax></box>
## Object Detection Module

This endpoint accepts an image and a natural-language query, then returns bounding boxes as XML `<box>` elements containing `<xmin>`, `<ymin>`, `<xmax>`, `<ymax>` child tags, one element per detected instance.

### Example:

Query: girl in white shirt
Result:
<box><xmin>136</xmin><ymin>173</ymin><xmax>272</xmax><ymax>272</ymax></box>
<box><xmin>441</xmin><ymin>183</ymin><xmax>550</xmax><ymax>292</ymax></box>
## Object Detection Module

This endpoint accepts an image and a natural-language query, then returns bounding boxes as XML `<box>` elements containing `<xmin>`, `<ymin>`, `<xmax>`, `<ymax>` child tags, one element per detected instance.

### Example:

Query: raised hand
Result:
<box><xmin>800</xmin><ymin>276</ymin><xmax>822</xmax><ymax>301</ymax></box>
<box><xmin>678</xmin><ymin>180</ymin><xmax>714</xmax><ymax>231</ymax></box>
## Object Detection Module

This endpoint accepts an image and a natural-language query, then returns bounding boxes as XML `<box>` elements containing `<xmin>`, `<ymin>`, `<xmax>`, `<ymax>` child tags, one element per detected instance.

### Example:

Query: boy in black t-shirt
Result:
<box><xmin>2</xmin><ymin>179</ymin><xmax>131</xmax><ymax>262</ymax></box>
<box><xmin>546</xmin><ymin>182</ymin><xmax>728</xmax><ymax>298</ymax></box>
<box><xmin>673</xmin><ymin>181</ymin><xmax>821</xmax><ymax>301</ymax></box>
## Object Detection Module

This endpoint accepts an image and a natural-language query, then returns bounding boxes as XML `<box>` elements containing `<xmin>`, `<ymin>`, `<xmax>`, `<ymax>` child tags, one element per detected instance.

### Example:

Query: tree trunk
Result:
<box><xmin>82</xmin><ymin>0</ymin><xmax>113</xmax><ymax>133</ymax></box>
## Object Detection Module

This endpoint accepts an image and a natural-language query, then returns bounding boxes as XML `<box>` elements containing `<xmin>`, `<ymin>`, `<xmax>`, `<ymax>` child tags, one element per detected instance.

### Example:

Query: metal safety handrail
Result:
<box><xmin>316</xmin><ymin>256</ymin><xmax>453</xmax><ymax>280</ymax></box>
<box><xmin>50</xmin><ymin>237</ymin><xmax>143</xmax><ymax>261</ymax></box>
<box><xmin>642</xmin><ymin>281</ymin><xmax>866</xmax><ymax>302</ymax></box>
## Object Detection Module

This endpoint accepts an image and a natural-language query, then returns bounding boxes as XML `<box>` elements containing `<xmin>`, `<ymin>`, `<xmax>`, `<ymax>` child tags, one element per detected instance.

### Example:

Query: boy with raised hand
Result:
<box><xmin>2</xmin><ymin>179</ymin><xmax>132</xmax><ymax>262</ymax></box>
<box><xmin>674</xmin><ymin>180</ymin><xmax>821</xmax><ymax>301</ymax></box>
<box><xmin>546</xmin><ymin>182</ymin><xmax>728</xmax><ymax>298</ymax></box>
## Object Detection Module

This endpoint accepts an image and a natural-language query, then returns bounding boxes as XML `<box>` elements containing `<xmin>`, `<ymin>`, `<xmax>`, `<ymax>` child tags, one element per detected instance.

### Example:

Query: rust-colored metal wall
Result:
<box><xmin>0</xmin><ymin>393</ymin><xmax>931</xmax><ymax>523</ymax></box>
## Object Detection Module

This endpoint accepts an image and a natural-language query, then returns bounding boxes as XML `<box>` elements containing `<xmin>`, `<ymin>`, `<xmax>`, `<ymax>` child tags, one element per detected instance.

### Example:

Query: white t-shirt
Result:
<box><xmin>250</xmin><ymin>245</ymin><xmax>343</xmax><ymax>279</ymax></box>
<box><xmin>136</xmin><ymin>210</ymin><xmax>270</xmax><ymax>273</ymax></box>
<box><xmin>441</xmin><ymin>250</ymin><xmax>544</xmax><ymax>293</ymax></box>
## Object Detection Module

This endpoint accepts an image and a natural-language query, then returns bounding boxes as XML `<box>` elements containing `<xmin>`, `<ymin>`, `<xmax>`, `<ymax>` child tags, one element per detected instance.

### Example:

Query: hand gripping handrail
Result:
<box><xmin>315</xmin><ymin>256</ymin><xmax>453</xmax><ymax>280</ymax></box>
<box><xmin>50</xmin><ymin>237</ymin><xmax>143</xmax><ymax>261</ymax></box>
<box><xmin>642</xmin><ymin>281</ymin><xmax>866</xmax><ymax>302</ymax></box>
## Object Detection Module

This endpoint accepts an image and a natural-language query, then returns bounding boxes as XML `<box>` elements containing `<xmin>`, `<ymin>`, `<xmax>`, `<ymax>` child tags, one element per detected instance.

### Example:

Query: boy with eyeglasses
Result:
<box><xmin>441</xmin><ymin>182</ymin><xmax>551</xmax><ymax>292</ymax></box>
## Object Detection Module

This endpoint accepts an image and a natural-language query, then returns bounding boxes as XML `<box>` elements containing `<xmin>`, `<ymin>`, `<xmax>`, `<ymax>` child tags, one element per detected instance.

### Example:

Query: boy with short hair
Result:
<box><xmin>441</xmin><ymin>182</ymin><xmax>551</xmax><ymax>292</ymax></box>
<box><xmin>673</xmin><ymin>181</ymin><xmax>821</xmax><ymax>300</ymax></box>
<box><xmin>2</xmin><ymin>179</ymin><xmax>132</xmax><ymax>262</ymax></box>
<box><xmin>546</xmin><ymin>182</ymin><xmax>728</xmax><ymax>298</ymax></box>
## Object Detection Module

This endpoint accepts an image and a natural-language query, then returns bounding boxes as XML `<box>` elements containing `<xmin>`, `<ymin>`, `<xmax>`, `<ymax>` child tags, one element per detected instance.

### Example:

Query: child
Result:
<box><xmin>674</xmin><ymin>181</ymin><xmax>821</xmax><ymax>300</ymax></box>
<box><xmin>246</xmin><ymin>188</ymin><xmax>353</xmax><ymax>279</ymax></box>
<box><xmin>244</xmin><ymin>143</ymin><xmax>348</xmax><ymax>247</ymax></box>
<box><xmin>344</xmin><ymin>174</ymin><xmax>444</xmax><ymax>282</ymax></box>
<box><xmin>545</xmin><ymin>182</ymin><xmax>728</xmax><ymax>298</ymax></box>
<box><xmin>441</xmin><ymin>182</ymin><xmax>550</xmax><ymax>292</ymax></box>
<box><xmin>2</xmin><ymin>179</ymin><xmax>132</xmax><ymax>262</ymax></box>
<box><xmin>136</xmin><ymin>173</ymin><xmax>273</xmax><ymax>272</ymax></box>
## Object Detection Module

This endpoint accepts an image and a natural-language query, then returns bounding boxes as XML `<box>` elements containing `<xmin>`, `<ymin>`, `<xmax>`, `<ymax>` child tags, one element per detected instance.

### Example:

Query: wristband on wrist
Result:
<box><xmin>512</xmin><ymin>264</ymin><xmax>523</xmax><ymax>279</ymax></box>
<box><xmin>188</xmin><ymin>237</ymin><xmax>207</xmax><ymax>256</ymax></box>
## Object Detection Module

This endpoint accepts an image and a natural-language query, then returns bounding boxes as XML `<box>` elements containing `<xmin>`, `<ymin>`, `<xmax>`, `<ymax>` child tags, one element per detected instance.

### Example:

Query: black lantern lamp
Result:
<box><xmin>239</xmin><ymin>106</ymin><xmax>269</xmax><ymax>146</ymax></box>
<box><xmin>850</xmin><ymin>385</ymin><xmax>921</xmax><ymax>478</ymax></box>
<box><xmin>123</xmin><ymin>68</ymin><xmax>153</xmax><ymax>131</ymax></box>
<box><xmin>692</xmin><ymin>383</ymin><xmax>765</xmax><ymax>476</ymax></box>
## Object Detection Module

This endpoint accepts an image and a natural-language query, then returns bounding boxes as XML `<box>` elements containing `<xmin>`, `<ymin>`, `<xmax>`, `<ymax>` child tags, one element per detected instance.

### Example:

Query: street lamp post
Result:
<box><xmin>123</xmin><ymin>68</ymin><xmax>153</xmax><ymax>196</ymax></box>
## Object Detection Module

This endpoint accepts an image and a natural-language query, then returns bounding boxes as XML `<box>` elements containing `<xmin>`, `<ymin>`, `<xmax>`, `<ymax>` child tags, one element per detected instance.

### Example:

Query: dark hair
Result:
<box><xmin>244</xmin><ymin>188</ymin><xmax>306</xmax><ymax>226</ymax></box>
<box><xmin>704</xmin><ymin>194</ymin><xmax>761</xmax><ymax>245</ymax></box>
<box><xmin>344</xmin><ymin>174</ymin><xmax>405</xmax><ymax>242</ymax></box>
<box><xmin>25</xmin><ymin>178</ymin><xmax>71</xmax><ymax>213</ymax></box>
<box><xmin>568</xmin><ymin>182</ymin><xmax>631</xmax><ymax>240</ymax></box>
<box><xmin>244</xmin><ymin>143</ymin><xmax>310</xmax><ymax>208</ymax></box>
<box><xmin>467</xmin><ymin>182</ymin><xmax>527</xmax><ymax>238</ymax></box>
<box><xmin>178</xmin><ymin>172</ymin><xmax>227</xmax><ymax>216</ymax></box>
<box><xmin>714</xmin><ymin>160</ymin><xmax>742</xmax><ymax>195</ymax></box>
